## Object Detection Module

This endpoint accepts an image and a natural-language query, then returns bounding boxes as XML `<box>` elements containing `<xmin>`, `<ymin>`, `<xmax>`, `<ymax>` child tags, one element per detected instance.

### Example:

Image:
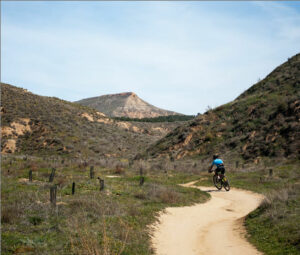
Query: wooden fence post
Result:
<box><xmin>140</xmin><ymin>176</ymin><xmax>145</xmax><ymax>186</ymax></box>
<box><xmin>90</xmin><ymin>166</ymin><xmax>94</xmax><ymax>179</ymax></box>
<box><xmin>129</xmin><ymin>160</ymin><xmax>133</xmax><ymax>167</ymax></box>
<box><xmin>235</xmin><ymin>161</ymin><xmax>239</xmax><ymax>168</ymax></box>
<box><xmin>50</xmin><ymin>185</ymin><xmax>57</xmax><ymax>206</ymax></box>
<box><xmin>29</xmin><ymin>170</ymin><xmax>33</xmax><ymax>182</ymax></box>
<box><xmin>269</xmin><ymin>169</ymin><xmax>273</xmax><ymax>177</ymax></box>
<box><xmin>72</xmin><ymin>182</ymin><xmax>75</xmax><ymax>195</ymax></box>
<box><xmin>49</xmin><ymin>168</ymin><xmax>56</xmax><ymax>182</ymax></box>
<box><xmin>139</xmin><ymin>167</ymin><xmax>143</xmax><ymax>176</ymax></box>
<box><xmin>97</xmin><ymin>177</ymin><xmax>104</xmax><ymax>191</ymax></box>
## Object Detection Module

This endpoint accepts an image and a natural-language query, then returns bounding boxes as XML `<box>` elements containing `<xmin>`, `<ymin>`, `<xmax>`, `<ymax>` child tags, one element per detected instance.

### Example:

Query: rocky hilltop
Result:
<box><xmin>144</xmin><ymin>53</ymin><xmax>300</xmax><ymax>162</ymax></box>
<box><xmin>76</xmin><ymin>92</ymin><xmax>181</xmax><ymax>118</ymax></box>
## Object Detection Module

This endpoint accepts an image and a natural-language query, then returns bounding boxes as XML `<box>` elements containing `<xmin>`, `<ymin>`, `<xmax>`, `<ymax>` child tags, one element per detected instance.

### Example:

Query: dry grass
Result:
<box><xmin>55</xmin><ymin>176</ymin><xmax>68</xmax><ymax>188</ymax></box>
<box><xmin>147</xmin><ymin>184</ymin><xmax>180</xmax><ymax>204</ymax></box>
<box><xmin>159</xmin><ymin>188</ymin><xmax>180</xmax><ymax>204</ymax></box>
<box><xmin>1</xmin><ymin>187</ymin><xmax>51</xmax><ymax>227</ymax></box>
<box><xmin>260</xmin><ymin>185</ymin><xmax>296</xmax><ymax>221</ymax></box>
<box><xmin>1</xmin><ymin>202</ymin><xmax>23</xmax><ymax>224</ymax></box>
<box><xmin>261</xmin><ymin>185</ymin><xmax>293</xmax><ymax>207</ymax></box>
<box><xmin>69</xmin><ymin>217</ymin><xmax>102</xmax><ymax>255</ymax></box>
<box><xmin>113</xmin><ymin>165</ymin><xmax>125</xmax><ymax>175</ymax></box>
<box><xmin>68</xmin><ymin>213</ymin><xmax>130</xmax><ymax>255</ymax></box>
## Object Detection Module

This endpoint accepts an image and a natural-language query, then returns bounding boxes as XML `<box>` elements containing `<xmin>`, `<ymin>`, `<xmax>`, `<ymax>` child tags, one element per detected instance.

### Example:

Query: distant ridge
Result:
<box><xmin>76</xmin><ymin>92</ymin><xmax>182</xmax><ymax>118</ymax></box>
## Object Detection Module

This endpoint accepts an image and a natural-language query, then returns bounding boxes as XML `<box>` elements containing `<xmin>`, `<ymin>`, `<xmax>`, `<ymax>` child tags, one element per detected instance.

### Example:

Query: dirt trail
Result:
<box><xmin>151</xmin><ymin>181</ymin><xmax>264</xmax><ymax>255</ymax></box>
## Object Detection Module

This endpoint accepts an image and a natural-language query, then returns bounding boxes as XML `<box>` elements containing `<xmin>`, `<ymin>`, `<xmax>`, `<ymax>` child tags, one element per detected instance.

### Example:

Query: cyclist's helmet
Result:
<box><xmin>213</xmin><ymin>154</ymin><xmax>219</xmax><ymax>160</ymax></box>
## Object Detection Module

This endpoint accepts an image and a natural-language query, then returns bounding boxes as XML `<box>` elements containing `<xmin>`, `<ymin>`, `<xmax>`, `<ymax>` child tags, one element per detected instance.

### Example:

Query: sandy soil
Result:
<box><xmin>106</xmin><ymin>175</ymin><xmax>121</xmax><ymax>178</ymax></box>
<box><xmin>151</xmin><ymin>181</ymin><xmax>264</xmax><ymax>255</ymax></box>
<box><xmin>18</xmin><ymin>178</ymin><xmax>44</xmax><ymax>185</ymax></box>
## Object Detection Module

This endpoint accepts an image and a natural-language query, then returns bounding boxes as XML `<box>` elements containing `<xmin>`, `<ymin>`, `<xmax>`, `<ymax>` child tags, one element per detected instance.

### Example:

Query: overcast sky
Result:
<box><xmin>1</xmin><ymin>1</ymin><xmax>300</xmax><ymax>115</ymax></box>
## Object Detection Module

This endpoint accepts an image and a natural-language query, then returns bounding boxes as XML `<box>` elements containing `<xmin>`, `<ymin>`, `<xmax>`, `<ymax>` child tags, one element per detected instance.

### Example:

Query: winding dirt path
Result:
<box><xmin>151</xmin><ymin>181</ymin><xmax>264</xmax><ymax>255</ymax></box>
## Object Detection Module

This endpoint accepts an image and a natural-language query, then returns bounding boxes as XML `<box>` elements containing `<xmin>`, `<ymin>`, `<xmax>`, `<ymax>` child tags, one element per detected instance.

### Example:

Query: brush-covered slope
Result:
<box><xmin>144</xmin><ymin>53</ymin><xmax>300</xmax><ymax>161</ymax></box>
<box><xmin>1</xmin><ymin>83</ymin><xmax>173</xmax><ymax>158</ymax></box>
<box><xmin>76</xmin><ymin>92</ymin><xmax>181</xmax><ymax>118</ymax></box>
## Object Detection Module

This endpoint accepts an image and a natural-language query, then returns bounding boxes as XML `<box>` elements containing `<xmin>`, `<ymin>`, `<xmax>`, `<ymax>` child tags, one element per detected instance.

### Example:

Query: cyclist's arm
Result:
<box><xmin>208</xmin><ymin>163</ymin><xmax>214</xmax><ymax>172</ymax></box>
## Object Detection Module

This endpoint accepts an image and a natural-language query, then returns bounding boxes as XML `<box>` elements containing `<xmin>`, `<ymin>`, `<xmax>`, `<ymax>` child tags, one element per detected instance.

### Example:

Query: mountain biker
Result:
<box><xmin>208</xmin><ymin>154</ymin><xmax>225</xmax><ymax>178</ymax></box>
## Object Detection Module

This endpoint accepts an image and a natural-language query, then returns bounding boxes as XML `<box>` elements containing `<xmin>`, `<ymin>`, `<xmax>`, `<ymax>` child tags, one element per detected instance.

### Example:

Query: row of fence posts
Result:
<box><xmin>27</xmin><ymin>163</ymin><xmax>147</xmax><ymax>206</ymax></box>
<box><xmin>234</xmin><ymin>160</ymin><xmax>273</xmax><ymax>183</ymax></box>
<box><xmin>28</xmin><ymin>166</ymin><xmax>106</xmax><ymax>206</ymax></box>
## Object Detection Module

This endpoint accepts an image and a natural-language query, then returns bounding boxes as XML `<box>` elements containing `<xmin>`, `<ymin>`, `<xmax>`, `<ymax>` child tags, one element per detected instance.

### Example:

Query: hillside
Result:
<box><xmin>144</xmin><ymin>53</ymin><xmax>300</xmax><ymax>162</ymax></box>
<box><xmin>1</xmin><ymin>83</ymin><xmax>179</xmax><ymax>159</ymax></box>
<box><xmin>76</xmin><ymin>92</ymin><xmax>182</xmax><ymax>118</ymax></box>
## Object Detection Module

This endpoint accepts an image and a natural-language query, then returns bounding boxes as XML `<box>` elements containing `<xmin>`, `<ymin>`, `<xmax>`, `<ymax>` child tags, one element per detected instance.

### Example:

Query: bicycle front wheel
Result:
<box><xmin>223</xmin><ymin>177</ymin><xmax>230</xmax><ymax>191</ymax></box>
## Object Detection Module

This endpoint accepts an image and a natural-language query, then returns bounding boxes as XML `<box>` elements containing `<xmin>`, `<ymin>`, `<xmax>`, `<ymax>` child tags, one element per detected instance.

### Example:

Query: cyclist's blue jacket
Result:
<box><xmin>212</xmin><ymin>159</ymin><xmax>224</xmax><ymax>167</ymax></box>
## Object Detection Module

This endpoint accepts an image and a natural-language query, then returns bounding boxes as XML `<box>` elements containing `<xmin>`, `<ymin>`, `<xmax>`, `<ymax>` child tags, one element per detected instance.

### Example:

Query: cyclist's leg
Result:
<box><xmin>219</xmin><ymin>167</ymin><xmax>225</xmax><ymax>179</ymax></box>
<box><xmin>215</xmin><ymin>168</ymin><xmax>221</xmax><ymax>179</ymax></box>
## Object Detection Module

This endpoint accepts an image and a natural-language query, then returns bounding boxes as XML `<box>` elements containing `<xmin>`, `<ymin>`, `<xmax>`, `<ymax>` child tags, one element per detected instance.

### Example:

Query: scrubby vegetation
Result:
<box><xmin>113</xmin><ymin>115</ymin><xmax>195</xmax><ymax>123</ymax></box>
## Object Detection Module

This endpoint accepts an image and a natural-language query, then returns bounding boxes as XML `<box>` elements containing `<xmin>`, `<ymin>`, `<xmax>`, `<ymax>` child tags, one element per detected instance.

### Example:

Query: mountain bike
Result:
<box><xmin>212</xmin><ymin>171</ymin><xmax>230</xmax><ymax>191</ymax></box>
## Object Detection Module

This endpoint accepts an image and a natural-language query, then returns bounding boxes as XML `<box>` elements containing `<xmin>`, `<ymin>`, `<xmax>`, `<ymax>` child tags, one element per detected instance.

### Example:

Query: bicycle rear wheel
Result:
<box><xmin>213</xmin><ymin>175</ymin><xmax>222</xmax><ymax>190</ymax></box>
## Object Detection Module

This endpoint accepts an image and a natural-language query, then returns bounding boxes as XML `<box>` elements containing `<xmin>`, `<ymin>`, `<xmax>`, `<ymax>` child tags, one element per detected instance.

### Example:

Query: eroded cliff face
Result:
<box><xmin>76</xmin><ymin>92</ymin><xmax>181</xmax><ymax>118</ymax></box>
